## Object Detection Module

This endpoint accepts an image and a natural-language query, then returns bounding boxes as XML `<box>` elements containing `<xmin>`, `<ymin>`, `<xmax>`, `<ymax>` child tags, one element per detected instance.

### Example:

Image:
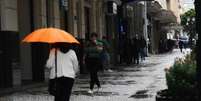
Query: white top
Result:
<box><xmin>46</xmin><ymin>49</ymin><xmax>79</xmax><ymax>79</ymax></box>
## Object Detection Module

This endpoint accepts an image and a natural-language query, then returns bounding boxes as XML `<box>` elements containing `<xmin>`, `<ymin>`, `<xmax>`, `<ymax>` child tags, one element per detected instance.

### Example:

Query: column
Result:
<box><xmin>33</xmin><ymin>0</ymin><xmax>47</xmax><ymax>28</ymax></box>
<box><xmin>77</xmin><ymin>0</ymin><xmax>85</xmax><ymax>39</ymax></box>
<box><xmin>1</xmin><ymin>0</ymin><xmax>18</xmax><ymax>31</ymax></box>
<box><xmin>96</xmin><ymin>0</ymin><xmax>101</xmax><ymax>37</ymax></box>
<box><xmin>1</xmin><ymin>0</ymin><xmax>20</xmax><ymax>87</ymax></box>
<box><xmin>68</xmin><ymin>0</ymin><xmax>77</xmax><ymax>36</ymax></box>
<box><xmin>143</xmin><ymin>1</ymin><xmax>149</xmax><ymax>55</ymax></box>
<box><xmin>53</xmin><ymin>0</ymin><xmax>61</xmax><ymax>28</ymax></box>
<box><xmin>90</xmin><ymin>0</ymin><xmax>97</xmax><ymax>33</ymax></box>
<box><xmin>18</xmin><ymin>0</ymin><xmax>32</xmax><ymax>83</ymax></box>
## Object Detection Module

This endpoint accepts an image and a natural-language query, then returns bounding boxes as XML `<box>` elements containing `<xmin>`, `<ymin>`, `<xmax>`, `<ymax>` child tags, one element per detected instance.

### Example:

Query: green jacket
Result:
<box><xmin>85</xmin><ymin>40</ymin><xmax>103</xmax><ymax>58</ymax></box>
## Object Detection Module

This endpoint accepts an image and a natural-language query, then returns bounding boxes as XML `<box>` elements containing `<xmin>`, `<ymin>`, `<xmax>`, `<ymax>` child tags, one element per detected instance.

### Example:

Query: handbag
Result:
<box><xmin>48</xmin><ymin>49</ymin><xmax>57</xmax><ymax>96</ymax></box>
<box><xmin>48</xmin><ymin>78</ymin><xmax>56</xmax><ymax>96</ymax></box>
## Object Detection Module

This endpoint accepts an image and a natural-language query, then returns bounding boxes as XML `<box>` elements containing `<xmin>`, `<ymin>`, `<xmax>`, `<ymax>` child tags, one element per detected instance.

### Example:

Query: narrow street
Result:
<box><xmin>0</xmin><ymin>49</ymin><xmax>187</xmax><ymax>101</ymax></box>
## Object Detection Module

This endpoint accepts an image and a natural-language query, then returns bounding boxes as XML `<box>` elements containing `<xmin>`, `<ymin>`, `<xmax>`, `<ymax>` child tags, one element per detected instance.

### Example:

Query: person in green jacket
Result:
<box><xmin>84</xmin><ymin>32</ymin><xmax>103</xmax><ymax>94</ymax></box>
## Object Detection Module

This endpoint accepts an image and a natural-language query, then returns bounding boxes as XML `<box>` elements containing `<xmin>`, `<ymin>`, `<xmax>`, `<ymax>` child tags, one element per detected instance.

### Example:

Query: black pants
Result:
<box><xmin>90</xmin><ymin>71</ymin><xmax>100</xmax><ymax>90</ymax></box>
<box><xmin>55</xmin><ymin>77</ymin><xmax>74</xmax><ymax>101</ymax></box>
<box><xmin>86</xmin><ymin>57</ymin><xmax>101</xmax><ymax>90</ymax></box>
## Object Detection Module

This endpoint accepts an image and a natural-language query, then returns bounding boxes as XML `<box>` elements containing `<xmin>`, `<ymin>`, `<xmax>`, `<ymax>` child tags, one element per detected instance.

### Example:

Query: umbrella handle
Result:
<box><xmin>55</xmin><ymin>48</ymin><xmax>57</xmax><ymax>78</ymax></box>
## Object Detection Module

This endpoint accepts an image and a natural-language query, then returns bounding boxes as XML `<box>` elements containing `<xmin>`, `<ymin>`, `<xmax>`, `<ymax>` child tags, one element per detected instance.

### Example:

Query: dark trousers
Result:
<box><xmin>90</xmin><ymin>71</ymin><xmax>100</xmax><ymax>90</ymax></box>
<box><xmin>86</xmin><ymin>57</ymin><xmax>101</xmax><ymax>90</ymax></box>
<box><xmin>55</xmin><ymin>77</ymin><xmax>74</xmax><ymax>101</ymax></box>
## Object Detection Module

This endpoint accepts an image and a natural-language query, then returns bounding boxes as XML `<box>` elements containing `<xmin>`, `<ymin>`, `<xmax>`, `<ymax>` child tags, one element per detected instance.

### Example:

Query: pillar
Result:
<box><xmin>1</xmin><ymin>0</ymin><xmax>20</xmax><ymax>87</ymax></box>
<box><xmin>90</xmin><ymin>0</ymin><xmax>97</xmax><ymax>33</ymax></box>
<box><xmin>1</xmin><ymin>0</ymin><xmax>18</xmax><ymax>31</ymax></box>
<box><xmin>18</xmin><ymin>0</ymin><xmax>32</xmax><ymax>82</ymax></box>
<box><xmin>68</xmin><ymin>0</ymin><xmax>77</xmax><ymax>37</ymax></box>
<box><xmin>96</xmin><ymin>0</ymin><xmax>103</xmax><ymax>38</ymax></box>
<box><xmin>77</xmin><ymin>0</ymin><xmax>85</xmax><ymax>39</ymax></box>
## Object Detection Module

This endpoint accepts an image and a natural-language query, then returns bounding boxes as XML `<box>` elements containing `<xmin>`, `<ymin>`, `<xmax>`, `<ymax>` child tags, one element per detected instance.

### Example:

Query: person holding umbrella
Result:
<box><xmin>46</xmin><ymin>43</ymin><xmax>79</xmax><ymax>101</ymax></box>
<box><xmin>22</xmin><ymin>28</ymin><xmax>80</xmax><ymax>101</ymax></box>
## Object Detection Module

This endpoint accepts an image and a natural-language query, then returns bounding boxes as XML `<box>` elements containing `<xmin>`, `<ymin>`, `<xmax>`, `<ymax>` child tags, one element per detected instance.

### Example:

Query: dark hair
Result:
<box><xmin>53</xmin><ymin>43</ymin><xmax>71</xmax><ymax>53</ymax></box>
<box><xmin>90</xmin><ymin>32</ymin><xmax>98</xmax><ymax>38</ymax></box>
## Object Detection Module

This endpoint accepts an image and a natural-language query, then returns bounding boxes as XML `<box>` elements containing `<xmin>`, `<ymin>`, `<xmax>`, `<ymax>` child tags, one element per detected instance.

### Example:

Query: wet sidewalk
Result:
<box><xmin>0</xmin><ymin>49</ymin><xmax>188</xmax><ymax>101</ymax></box>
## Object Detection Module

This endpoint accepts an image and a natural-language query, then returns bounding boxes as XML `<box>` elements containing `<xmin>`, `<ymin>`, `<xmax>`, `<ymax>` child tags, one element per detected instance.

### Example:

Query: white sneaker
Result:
<box><xmin>107</xmin><ymin>69</ymin><xmax>113</xmax><ymax>72</ymax></box>
<box><xmin>87</xmin><ymin>90</ymin><xmax>93</xmax><ymax>94</ymax></box>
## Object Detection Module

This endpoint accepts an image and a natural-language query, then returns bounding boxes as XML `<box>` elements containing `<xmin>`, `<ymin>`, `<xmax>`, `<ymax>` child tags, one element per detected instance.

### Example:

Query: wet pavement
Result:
<box><xmin>0</xmin><ymin>49</ymin><xmax>188</xmax><ymax>101</ymax></box>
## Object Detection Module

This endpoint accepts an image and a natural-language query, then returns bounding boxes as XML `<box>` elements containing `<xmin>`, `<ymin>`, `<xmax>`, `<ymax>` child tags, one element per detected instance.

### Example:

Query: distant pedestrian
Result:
<box><xmin>179</xmin><ymin>40</ymin><xmax>184</xmax><ymax>53</ymax></box>
<box><xmin>132</xmin><ymin>36</ymin><xmax>140</xmax><ymax>64</ymax></box>
<box><xmin>46</xmin><ymin>43</ymin><xmax>79</xmax><ymax>101</ymax></box>
<box><xmin>100</xmin><ymin>36</ymin><xmax>112</xmax><ymax>72</ymax></box>
<box><xmin>139</xmin><ymin>36</ymin><xmax>146</xmax><ymax>61</ymax></box>
<box><xmin>84</xmin><ymin>33</ymin><xmax>103</xmax><ymax>94</ymax></box>
<box><xmin>125</xmin><ymin>39</ymin><xmax>132</xmax><ymax>64</ymax></box>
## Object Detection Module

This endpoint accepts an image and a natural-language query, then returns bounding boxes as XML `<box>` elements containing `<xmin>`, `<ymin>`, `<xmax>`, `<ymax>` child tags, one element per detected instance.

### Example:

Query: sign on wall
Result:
<box><xmin>107</xmin><ymin>1</ymin><xmax>118</xmax><ymax>15</ymax></box>
<box><xmin>60</xmin><ymin>0</ymin><xmax>68</xmax><ymax>11</ymax></box>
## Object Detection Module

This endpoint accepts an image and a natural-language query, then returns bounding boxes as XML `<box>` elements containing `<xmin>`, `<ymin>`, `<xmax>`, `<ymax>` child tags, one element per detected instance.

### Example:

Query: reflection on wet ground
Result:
<box><xmin>130</xmin><ymin>90</ymin><xmax>153</xmax><ymax>99</ymax></box>
<box><xmin>72</xmin><ymin>90</ymin><xmax>119</xmax><ymax>96</ymax></box>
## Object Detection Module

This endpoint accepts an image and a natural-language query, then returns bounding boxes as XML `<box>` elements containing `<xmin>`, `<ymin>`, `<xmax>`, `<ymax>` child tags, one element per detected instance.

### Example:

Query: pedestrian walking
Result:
<box><xmin>100</xmin><ymin>36</ymin><xmax>112</xmax><ymax>72</ymax></box>
<box><xmin>84</xmin><ymin>33</ymin><xmax>103</xmax><ymax>94</ymax></box>
<box><xmin>46</xmin><ymin>43</ymin><xmax>79</xmax><ymax>101</ymax></box>
<box><xmin>132</xmin><ymin>36</ymin><xmax>140</xmax><ymax>64</ymax></box>
<box><xmin>139</xmin><ymin>37</ymin><xmax>146</xmax><ymax>61</ymax></box>
<box><xmin>178</xmin><ymin>40</ymin><xmax>184</xmax><ymax>53</ymax></box>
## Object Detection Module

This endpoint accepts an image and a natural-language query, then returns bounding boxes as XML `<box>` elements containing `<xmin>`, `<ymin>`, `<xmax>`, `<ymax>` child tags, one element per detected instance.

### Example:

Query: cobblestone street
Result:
<box><xmin>0</xmin><ymin>49</ymin><xmax>188</xmax><ymax>101</ymax></box>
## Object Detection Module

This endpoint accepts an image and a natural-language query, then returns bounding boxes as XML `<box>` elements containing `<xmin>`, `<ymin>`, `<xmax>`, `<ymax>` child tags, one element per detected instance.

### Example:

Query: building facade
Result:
<box><xmin>0</xmin><ymin>0</ymin><xmax>118</xmax><ymax>88</ymax></box>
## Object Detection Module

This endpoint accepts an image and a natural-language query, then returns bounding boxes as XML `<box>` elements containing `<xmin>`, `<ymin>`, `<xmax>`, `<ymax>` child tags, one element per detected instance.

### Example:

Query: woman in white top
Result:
<box><xmin>46</xmin><ymin>43</ymin><xmax>79</xmax><ymax>101</ymax></box>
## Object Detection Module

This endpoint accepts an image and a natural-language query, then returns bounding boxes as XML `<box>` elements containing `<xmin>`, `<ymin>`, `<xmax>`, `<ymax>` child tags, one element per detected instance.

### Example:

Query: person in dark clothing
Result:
<box><xmin>125</xmin><ymin>39</ymin><xmax>132</xmax><ymax>64</ymax></box>
<box><xmin>179</xmin><ymin>40</ymin><xmax>184</xmax><ymax>53</ymax></box>
<box><xmin>84</xmin><ymin>32</ymin><xmax>103</xmax><ymax>94</ymax></box>
<box><xmin>139</xmin><ymin>37</ymin><xmax>146</xmax><ymax>61</ymax></box>
<box><xmin>132</xmin><ymin>37</ymin><xmax>140</xmax><ymax>64</ymax></box>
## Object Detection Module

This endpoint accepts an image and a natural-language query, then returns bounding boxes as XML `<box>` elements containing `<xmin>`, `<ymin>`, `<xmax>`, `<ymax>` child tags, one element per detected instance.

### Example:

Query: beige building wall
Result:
<box><xmin>168</xmin><ymin>0</ymin><xmax>181</xmax><ymax>23</ymax></box>
<box><xmin>155</xmin><ymin>0</ymin><xmax>182</xmax><ymax>23</ymax></box>
<box><xmin>0</xmin><ymin>0</ymin><xmax>18</xmax><ymax>31</ymax></box>
<box><xmin>67</xmin><ymin>0</ymin><xmax>106</xmax><ymax>39</ymax></box>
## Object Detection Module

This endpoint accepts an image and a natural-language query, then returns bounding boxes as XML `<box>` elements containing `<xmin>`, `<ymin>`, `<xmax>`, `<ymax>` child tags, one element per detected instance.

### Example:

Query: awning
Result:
<box><xmin>162</xmin><ymin>25</ymin><xmax>183</xmax><ymax>30</ymax></box>
<box><xmin>104</xmin><ymin>0</ymin><xmax>122</xmax><ymax>5</ymax></box>
<box><xmin>147</xmin><ymin>1</ymin><xmax>162</xmax><ymax>14</ymax></box>
<box><xmin>154</xmin><ymin>9</ymin><xmax>177</xmax><ymax>24</ymax></box>
<box><xmin>147</xmin><ymin>1</ymin><xmax>177</xmax><ymax>24</ymax></box>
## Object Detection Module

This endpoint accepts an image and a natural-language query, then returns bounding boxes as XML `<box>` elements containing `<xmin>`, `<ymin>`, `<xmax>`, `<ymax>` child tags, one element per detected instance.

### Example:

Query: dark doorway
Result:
<box><xmin>0</xmin><ymin>31</ymin><xmax>19</xmax><ymax>88</ymax></box>
<box><xmin>31</xmin><ymin>44</ymin><xmax>49</xmax><ymax>82</ymax></box>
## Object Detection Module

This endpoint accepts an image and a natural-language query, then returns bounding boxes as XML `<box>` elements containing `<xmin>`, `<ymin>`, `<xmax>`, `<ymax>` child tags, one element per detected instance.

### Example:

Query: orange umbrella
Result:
<box><xmin>22</xmin><ymin>28</ymin><xmax>79</xmax><ymax>44</ymax></box>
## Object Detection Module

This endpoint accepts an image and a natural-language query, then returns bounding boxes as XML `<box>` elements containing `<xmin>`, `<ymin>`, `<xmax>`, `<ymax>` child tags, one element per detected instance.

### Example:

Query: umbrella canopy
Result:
<box><xmin>22</xmin><ymin>28</ymin><xmax>79</xmax><ymax>44</ymax></box>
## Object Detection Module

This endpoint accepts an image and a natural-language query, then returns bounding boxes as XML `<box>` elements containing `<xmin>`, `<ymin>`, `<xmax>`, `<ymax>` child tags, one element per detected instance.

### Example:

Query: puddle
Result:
<box><xmin>101</xmin><ymin>80</ymin><xmax>136</xmax><ymax>85</ymax></box>
<box><xmin>25</xmin><ymin>90</ymin><xmax>49</xmax><ymax>95</ymax></box>
<box><xmin>142</xmin><ymin>63</ymin><xmax>159</xmax><ymax>67</ymax></box>
<box><xmin>72</xmin><ymin>90</ymin><xmax>119</xmax><ymax>96</ymax></box>
<box><xmin>130</xmin><ymin>90</ymin><xmax>153</xmax><ymax>99</ymax></box>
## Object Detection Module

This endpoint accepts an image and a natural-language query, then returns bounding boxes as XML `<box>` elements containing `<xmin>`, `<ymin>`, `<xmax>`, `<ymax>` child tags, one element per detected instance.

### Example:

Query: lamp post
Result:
<box><xmin>195</xmin><ymin>0</ymin><xmax>201</xmax><ymax>100</ymax></box>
